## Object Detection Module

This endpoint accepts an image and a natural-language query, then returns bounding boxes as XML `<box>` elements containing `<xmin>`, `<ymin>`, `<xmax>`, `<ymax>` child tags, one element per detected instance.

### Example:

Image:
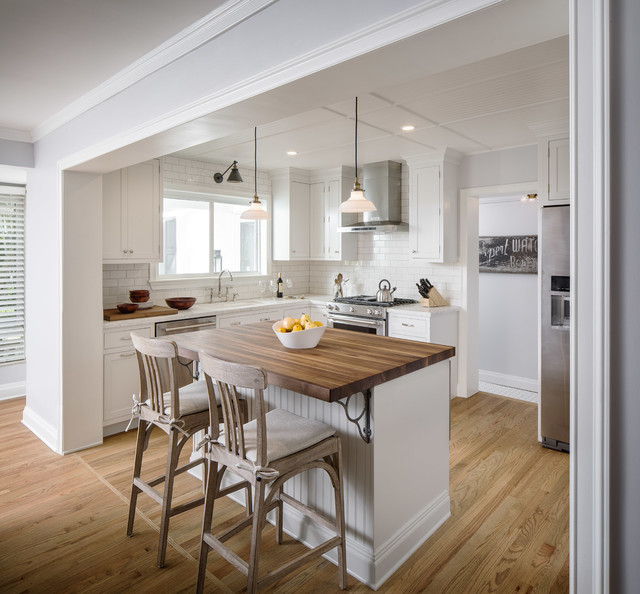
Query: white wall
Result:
<box><xmin>478</xmin><ymin>199</ymin><xmax>538</xmax><ymax>391</ymax></box>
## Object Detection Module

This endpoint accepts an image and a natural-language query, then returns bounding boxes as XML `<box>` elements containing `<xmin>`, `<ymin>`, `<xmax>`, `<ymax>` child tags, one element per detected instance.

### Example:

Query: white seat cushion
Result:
<box><xmin>145</xmin><ymin>380</ymin><xmax>211</xmax><ymax>417</ymax></box>
<box><xmin>230</xmin><ymin>408</ymin><xmax>336</xmax><ymax>464</ymax></box>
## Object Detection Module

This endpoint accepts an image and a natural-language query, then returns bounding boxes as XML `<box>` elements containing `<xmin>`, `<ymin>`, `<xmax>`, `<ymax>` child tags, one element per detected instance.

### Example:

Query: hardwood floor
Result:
<box><xmin>0</xmin><ymin>393</ymin><xmax>569</xmax><ymax>593</ymax></box>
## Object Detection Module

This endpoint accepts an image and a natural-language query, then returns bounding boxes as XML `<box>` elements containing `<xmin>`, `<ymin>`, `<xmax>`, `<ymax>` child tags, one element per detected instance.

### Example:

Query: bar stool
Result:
<box><xmin>126</xmin><ymin>334</ymin><xmax>249</xmax><ymax>568</ymax></box>
<box><xmin>195</xmin><ymin>351</ymin><xmax>347</xmax><ymax>593</ymax></box>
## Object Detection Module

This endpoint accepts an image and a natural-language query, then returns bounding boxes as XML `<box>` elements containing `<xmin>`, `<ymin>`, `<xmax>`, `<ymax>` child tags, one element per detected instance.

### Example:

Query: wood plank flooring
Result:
<box><xmin>0</xmin><ymin>392</ymin><xmax>569</xmax><ymax>593</ymax></box>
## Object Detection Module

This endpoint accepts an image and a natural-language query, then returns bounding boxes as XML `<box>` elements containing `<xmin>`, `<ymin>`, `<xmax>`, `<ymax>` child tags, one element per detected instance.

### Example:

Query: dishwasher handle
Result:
<box><xmin>161</xmin><ymin>321</ymin><xmax>216</xmax><ymax>335</ymax></box>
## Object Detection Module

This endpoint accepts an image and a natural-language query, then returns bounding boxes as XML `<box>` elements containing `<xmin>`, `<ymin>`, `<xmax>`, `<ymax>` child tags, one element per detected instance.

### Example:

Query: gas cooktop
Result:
<box><xmin>333</xmin><ymin>295</ymin><xmax>417</xmax><ymax>307</ymax></box>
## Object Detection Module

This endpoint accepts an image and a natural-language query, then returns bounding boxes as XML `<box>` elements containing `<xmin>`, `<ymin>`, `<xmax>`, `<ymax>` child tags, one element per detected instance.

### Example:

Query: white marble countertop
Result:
<box><xmin>103</xmin><ymin>295</ymin><xmax>459</xmax><ymax>330</ymax></box>
<box><xmin>387</xmin><ymin>304</ymin><xmax>459</xmax><ymax>316</ymax></box>
<box><xmin>103</xmin><ymin>295</ymin><xmax>332</xmax><ymax>329</ymax></box>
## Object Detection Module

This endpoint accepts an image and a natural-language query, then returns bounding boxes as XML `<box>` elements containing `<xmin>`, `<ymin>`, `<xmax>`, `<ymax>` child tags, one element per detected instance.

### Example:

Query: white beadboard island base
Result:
<box><xmin>194</xmin><ymin>360</ymin><xmax>451</xmax><ymax>589</ymax></box>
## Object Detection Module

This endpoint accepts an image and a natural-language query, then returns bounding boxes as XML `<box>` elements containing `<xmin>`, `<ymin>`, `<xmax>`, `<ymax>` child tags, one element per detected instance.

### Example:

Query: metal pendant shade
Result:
<box><xmin>240</xmin><ymin>127</ymin><xmax>270</xmax><ymax>220</ymax></box>
<box><xmin>226</xmin><ymin>162</ymin><xmax>243</xmax><ymax>183</ymax></box>
<box><xmin>339</xmin><ymin>96</ymin><xmax>377</xmax><ymax>213</ymax></box>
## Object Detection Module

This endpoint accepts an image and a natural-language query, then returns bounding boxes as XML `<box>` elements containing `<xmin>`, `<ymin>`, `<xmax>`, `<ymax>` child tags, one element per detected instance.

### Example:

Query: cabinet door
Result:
<box><xmin>309</xmin><ymin>182</ymin><xmax>325</xmax><ymax>259</ymax></box>
<box><xmin>104</xmin><ymin>349</ymin><xmax>140</xmax><ymax>424</ymax></box>
<box><xmin>410</xmin><ymin>165</ymin><xmax>441</xmax><ymax>260</ymax></box>
<box><xmin>289</xmin><ymin>181</ymin><xmax>310</xmax><ymax>259</ymax></box>
<box><xmin>548</xmin><ymin>138</ymin><xmax>570</xmax><ymax>203</ymax></box>
<box><xmin>124</xmin><ymin>160</ymin><xmax>161</xmax><ymax>260</ymax></box>
<box><xmin>103</xmin><ymin>169</ymin><xmax>125</xmax><ymax>260</ymax></box>
<box><xmin>325</xmin><ymin>179</ymin><xmax>344</xmax><ymax>260</ymax></box>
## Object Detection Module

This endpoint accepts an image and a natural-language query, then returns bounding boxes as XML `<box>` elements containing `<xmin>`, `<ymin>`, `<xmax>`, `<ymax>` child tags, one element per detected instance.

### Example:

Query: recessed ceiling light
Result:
<box><xmin>287</xmin><ymin>151</ymin><xmax>298</xmax><ymax>156</ymax></box>
<box><xmin>402</xmin><ymin>125</ymin><xmax>415</xmax><ymax>132</ymax></box>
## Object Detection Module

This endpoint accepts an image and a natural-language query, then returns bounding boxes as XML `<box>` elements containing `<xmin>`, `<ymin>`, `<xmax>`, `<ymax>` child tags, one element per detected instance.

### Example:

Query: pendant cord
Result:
<box><xmin>354</xmin><ymin>97</ymin><xmax>358</xmax><ymax>177</ymax></box>
<box><xmin>254</xmin><ymin>126</ymin><xmax>257</xmax><ymax>198</ymax></box>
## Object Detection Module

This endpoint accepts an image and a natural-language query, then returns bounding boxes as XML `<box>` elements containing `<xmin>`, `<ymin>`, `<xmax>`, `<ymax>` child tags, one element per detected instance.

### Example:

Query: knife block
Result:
<box><xmin>421</xmin><ymin>287</ymin><xmax>447</xmax><ymax>307</ymax></box>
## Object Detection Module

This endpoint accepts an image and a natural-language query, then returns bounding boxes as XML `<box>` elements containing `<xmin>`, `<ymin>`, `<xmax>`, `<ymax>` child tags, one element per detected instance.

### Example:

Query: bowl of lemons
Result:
<box><xmin>272</xmin><ymin>314</ymin><xmax>326</xmax><ymax>349</ymax></box>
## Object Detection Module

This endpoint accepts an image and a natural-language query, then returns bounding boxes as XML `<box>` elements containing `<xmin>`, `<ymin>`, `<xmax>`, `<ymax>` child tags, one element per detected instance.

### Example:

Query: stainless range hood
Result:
<box><xmin>338</xmin><ymin>161</ymin><xmax>408</xmax><ymax>233</ymax></box>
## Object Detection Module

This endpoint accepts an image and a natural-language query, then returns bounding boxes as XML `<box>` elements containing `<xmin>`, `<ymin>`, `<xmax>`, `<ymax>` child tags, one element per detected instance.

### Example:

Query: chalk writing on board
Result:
<box><xmin>479</xmin><ymin>235</ymin><xmax>538</xmax><ymax>274</ymax></box>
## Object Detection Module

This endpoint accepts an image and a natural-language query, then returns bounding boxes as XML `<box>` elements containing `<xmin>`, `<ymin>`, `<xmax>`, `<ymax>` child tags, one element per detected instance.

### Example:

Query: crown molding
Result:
<box><xmin>0</xmin><ymin>127</ymin><xmax>32</xmax><ymax>143</ymax></box>
<box><xmin>31</xmin><ymin>0</ymin><xmax>278</xmax><ymax>142</ymax></box>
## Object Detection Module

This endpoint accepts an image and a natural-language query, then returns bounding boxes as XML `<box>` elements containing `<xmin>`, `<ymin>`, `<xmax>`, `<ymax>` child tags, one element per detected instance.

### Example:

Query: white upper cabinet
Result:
<box><xmin>538</xmin><ymin>135</ymin><xmax>570</xmax><ymax>205</ymax></box>
<box><xmin>272</xmin><ymin>166</ymin><xmax>357</xmax><ymax>261</ymax></box>
<box><xmin>309</xmin><ymin>167</ymin><xmax>357</xmax><ymax>261</ymax></box>
<box><xmin>103</xmin><ymin>159</ymin><xmax>162</xmax><ymax>262</ymax></box>
<box><xmin>309</xmin><ymin>182</ymin><xmax>326</xmax><ymax>259</ymax></box>
<box><xmin>406</xmin><ymin>149</ymin><xmax>461</xmax><ymax>263</ymax></box>
<box><xmin>272</xmin><ymin>168</ymin><xmax>310</xmax><ymax>260</ymax></box>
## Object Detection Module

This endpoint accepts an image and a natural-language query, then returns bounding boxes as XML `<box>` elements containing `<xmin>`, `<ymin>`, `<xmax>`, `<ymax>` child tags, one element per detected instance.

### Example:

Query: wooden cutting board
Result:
<box><xmin>103</xmin><ymin>305</ymin><xmax>179</xmax><ymax>321</ymax></box>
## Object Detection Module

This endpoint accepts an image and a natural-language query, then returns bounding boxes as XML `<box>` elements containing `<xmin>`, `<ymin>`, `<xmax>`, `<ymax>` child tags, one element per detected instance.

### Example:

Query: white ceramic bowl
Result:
<box><xmin>272</xmin><ymin>320</ymin><xmax>326</xmax><ymax>349</ymax></box>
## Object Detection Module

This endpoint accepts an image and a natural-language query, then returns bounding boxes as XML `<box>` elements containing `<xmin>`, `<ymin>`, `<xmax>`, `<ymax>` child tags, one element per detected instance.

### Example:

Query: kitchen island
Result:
<box><xmin>171</xmin><ymin>324</ymin><xmax>454</xmax><ymax>589</ymax></box>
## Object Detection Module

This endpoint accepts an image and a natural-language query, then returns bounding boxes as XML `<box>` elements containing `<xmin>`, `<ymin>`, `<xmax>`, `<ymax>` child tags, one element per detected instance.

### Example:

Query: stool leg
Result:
<box><xmin>126</xmin><ymin>419</ymin><xmax>148</xmax><ymax>537</ymax></box>
<box><xmin>275</xmin><ymin>486</ymin><xmax>283</xmax><ymax>544</ymax></box>
<box><xmin>247</xmin><ymin>479</ymin><xmax>266</xmax><ymax>594</ymax></box>
<box><xmin>196</xmin><ymin>457</ymin><xmax>218</xmax><ymax>594</ymax></box>
<box><xmin>333</xmin><ymin>443</ymin><xmax>347</xmax><ymax>590</ymax></box>
<box><xmin>157</xmin><ymin>427</ymin><xmax>180</xmax><ymax>568</ymax></box>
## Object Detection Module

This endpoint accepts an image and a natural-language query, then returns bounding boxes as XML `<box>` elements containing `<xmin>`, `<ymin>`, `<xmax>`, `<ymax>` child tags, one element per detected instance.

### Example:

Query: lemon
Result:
<box><xmin>295</xmin><ymin>318</ymin><xmax>301</xmax><ymax>324</ymax></box>
<box><xmin>282</xmin><ymin>317</ymin><xmax>295</xmax><ymax>331</ymax></box>
<box><xmin>276</xmin><ymin>326</ymin><xmax>287</xmax><ymax>333</ymax></box>
<box><xmin>313</xmin><ymin>321</ymin><xmax>323</xmax><ymax>326</ymax></box>
<box><xmin>292</xmin><ymin>324</ymin><xmax>303</xmax><ymax>332</ymax></box>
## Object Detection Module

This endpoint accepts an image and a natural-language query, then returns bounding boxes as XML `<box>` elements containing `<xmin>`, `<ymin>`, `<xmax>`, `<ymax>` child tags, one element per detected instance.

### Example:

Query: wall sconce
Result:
<box><xmin>213</xmin><ymin>161</ymin><xmax>243</xmax><ymax>184</ymax></box>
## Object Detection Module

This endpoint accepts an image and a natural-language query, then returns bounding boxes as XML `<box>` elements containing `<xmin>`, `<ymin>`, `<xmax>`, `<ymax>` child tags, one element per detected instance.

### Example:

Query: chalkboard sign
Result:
<box><xmin>479</xmin><ymin>235</ymin><xmax>538</xmax><ymax>274</ymax></box>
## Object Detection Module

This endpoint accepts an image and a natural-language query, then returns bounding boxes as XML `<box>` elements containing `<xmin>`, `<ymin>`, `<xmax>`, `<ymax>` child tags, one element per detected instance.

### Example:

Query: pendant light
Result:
<box><xmin>241</xmin><ymin>127</ymin><xmax>270</xmax><ymax>220</ymax></box>
<box><xmin>339</xmin><ymin>96</ymin><xmax>377</xmax><ymax>213</ymax></box>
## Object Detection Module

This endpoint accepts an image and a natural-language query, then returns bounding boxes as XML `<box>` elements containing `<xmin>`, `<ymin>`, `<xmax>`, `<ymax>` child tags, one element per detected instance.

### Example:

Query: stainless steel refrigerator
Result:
<box><xmin>540</xmin><ymin>204</ymin><xmax>570</xmax><ymax>452</ymax></box>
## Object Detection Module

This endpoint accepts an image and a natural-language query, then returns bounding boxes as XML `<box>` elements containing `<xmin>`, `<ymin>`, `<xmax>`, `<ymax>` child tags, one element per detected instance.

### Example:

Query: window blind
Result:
<box><xmin>0</xmin><ymin>186</ymin><xmax>25</xmax><ymax>364</ymax></box>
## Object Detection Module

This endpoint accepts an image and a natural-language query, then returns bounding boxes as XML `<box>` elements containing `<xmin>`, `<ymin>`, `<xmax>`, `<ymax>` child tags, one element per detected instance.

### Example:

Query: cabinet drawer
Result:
<box><xmin>218</xmin><ymin>310</ymin><xmax>280</xmax><ymax>328</ymax></box>
<box><xmin>387</xmin><ymin>316</ymin><xmax>428</xmax><ymax>340</ymax></box>
<box><xmin>104</xmin><ymin>326</ymin><xmax>152</xmax><ymax>350</ymax></box>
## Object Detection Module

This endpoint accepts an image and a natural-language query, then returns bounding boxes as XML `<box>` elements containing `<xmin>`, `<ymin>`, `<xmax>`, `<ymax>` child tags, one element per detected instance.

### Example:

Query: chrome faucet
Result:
<box><xmin>217</xmin><ymin>269</ymin><xmax>233</xmax><ymax>299</ymax></box>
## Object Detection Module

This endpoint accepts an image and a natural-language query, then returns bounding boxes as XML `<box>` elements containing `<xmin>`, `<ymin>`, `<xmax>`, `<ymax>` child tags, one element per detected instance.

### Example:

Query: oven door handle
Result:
<box><xmin>328</xmin><ymin>314</ymin><xmax>384</xmax><ymax>328</ymax></box>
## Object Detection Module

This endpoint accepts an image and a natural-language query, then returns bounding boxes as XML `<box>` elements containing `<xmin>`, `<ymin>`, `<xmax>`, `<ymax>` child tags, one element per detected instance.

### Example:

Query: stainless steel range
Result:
<box><xmin>326</xmin><ymin>295</ymin><xmax>417</xmax><ymax>335</ymax></box>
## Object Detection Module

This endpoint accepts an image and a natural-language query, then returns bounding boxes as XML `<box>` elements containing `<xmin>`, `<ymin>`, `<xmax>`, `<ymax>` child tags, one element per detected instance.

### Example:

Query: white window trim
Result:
<box><xmin>150</xmin><ymin>183</ymin><xmax>272</xmax><ymax>289</ymax></box>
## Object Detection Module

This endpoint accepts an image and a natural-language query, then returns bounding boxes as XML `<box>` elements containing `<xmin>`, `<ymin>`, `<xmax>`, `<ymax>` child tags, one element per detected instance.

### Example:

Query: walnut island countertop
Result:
<box><xmin>167</xmin><ymin>322</ymin><xmax>455</xmax><ymax>402</ymax></box>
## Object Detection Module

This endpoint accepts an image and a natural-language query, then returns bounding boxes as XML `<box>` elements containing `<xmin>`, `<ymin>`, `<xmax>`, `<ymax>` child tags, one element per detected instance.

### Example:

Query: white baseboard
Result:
<box><xmin>22</xmin><ymin>406</ymin><xmax>59</xmax><ymax>453</ymax></box>
<box><xmin>479</xmin><ymin>370</ymin><xmax>538</xmax><ymax>393</ymax></box>
<box><xmin>0</xmin><ymin>381</ymin><xmax>26</xmax><ymax>401</ymax></box>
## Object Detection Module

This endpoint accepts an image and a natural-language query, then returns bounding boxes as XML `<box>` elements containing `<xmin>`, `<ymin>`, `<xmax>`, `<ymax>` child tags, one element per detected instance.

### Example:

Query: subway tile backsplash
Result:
<box><xmin>103</xmin><ymin>156</ymin><xmax>462</xmax><ymax>308</ymax></box>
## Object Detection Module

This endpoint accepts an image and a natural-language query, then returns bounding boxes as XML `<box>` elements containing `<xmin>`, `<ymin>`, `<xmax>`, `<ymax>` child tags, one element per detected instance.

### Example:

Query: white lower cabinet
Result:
<box><xmin>103</xmin><ymin>324</ymin><xmax>153</xmax><ymax>428</ymax></box>
<box><xmin>387</xmin><ymin>308</ymin><xmax>459</xmax><ymax>396</ymax></box>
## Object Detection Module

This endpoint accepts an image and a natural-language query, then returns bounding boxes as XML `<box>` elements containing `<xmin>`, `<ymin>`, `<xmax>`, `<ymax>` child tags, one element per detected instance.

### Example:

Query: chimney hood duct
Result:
<box><xmin>338</xmin><ymin>161</ymin><xmax>408</xmax><ymax>233</ymax></box>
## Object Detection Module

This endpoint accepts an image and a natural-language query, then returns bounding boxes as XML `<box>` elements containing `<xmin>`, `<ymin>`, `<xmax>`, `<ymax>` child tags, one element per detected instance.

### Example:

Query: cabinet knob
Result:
<box><xmin>129</xmin><ymin>250</ymin><xmax>134</xmax><ymax>254</ymax></box>
<box><xmin>122</xmin><ymin>250</ymin><xmax>127</xmax><ymax>254</ymax></box>
<box><xmin>412</xmin><ymin>250</ymin><xmax>417</xmax><ymax>253</ymax></box>
<box><xmin>231</xmin><ymin>321</ymin><xmax>241</xmax><ymax>326</ymax></box>
<box><xmin>119</xmin><ymin>352</ymin><xmax>136</xmax><ymax>358</ymax></box>
<box><xmin>401</xmin><ymin>322</ymin><xmax>415</xmax><ymax>327</ymax></box>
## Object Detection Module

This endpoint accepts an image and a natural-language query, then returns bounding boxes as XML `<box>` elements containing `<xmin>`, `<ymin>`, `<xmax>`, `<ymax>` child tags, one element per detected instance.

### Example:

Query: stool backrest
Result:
<box><xmin>199</xmin><ymin>351</ymin><xmax>268</xmax><ymax>466</ymax></box>
<box><xmin>131</xmin><ymin>334</ymin><xmax>181</xmax><ymax>418</ymax></box>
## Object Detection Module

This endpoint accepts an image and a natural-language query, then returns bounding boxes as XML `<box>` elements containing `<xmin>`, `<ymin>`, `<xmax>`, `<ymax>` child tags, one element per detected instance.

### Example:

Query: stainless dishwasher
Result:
<box><xmin>155</xmin><ymin>315</ymin><xmax>217</xmax><ymax>382</ymax></box>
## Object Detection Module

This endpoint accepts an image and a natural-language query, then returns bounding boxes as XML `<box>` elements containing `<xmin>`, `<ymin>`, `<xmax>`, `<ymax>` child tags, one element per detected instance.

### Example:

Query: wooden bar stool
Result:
<box><xmin>127</xmin><ymin>334</ymin><xmax>249</xmax><ymax>568</ymax></box>
<box><xmin>195</xmin><ymin>351</ymin><xmax>347</xmax><ymax>593</ymax></box>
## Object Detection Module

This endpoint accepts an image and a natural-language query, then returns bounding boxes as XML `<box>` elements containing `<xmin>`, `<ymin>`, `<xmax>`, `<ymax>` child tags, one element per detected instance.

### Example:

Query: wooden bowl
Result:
<box><xmin>129</xmin><ymin>290</ymin><xmax>150</xmax><ymax>303</ymax></box>
<box><xmin>165</xmin><ymin>297</ymin><xmax>196</xmax><ymax>310</ymax></box>
<box><xmin>116</xmin><ymin>302</ymin><xmax>139</xmax><ymax>314</ymax></box>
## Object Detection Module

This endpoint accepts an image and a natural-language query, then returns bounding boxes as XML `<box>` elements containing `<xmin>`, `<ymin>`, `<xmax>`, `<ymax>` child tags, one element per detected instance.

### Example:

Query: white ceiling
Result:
<box><xmin>0</xmin><ymin>0</ymin><xmax>224</xmax><ymax>133</ymax></box>
<box><xmin>1</xmin><ymin>0</ymin><xmax>569</xmax><ymax>174</ymax></box>
<box><xmin>172</xmin><ymin>35</ymin><xmax>569</xmax><ymax>171</ymax></box>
